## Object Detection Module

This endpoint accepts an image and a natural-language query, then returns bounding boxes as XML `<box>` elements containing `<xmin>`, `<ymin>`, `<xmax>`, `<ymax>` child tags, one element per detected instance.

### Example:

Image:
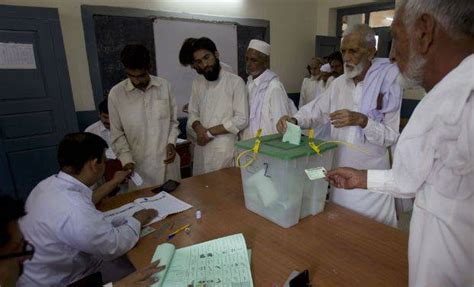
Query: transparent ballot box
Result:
<box><xmin>235</xmin><ymin>134</ymin><xmax>336</xmax><ymax>228</ymax></box>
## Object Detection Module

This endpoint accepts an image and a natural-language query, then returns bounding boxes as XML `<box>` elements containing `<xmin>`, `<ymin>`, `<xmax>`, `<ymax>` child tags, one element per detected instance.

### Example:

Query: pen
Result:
<box><xmin>167</xmin><ymin>224</ymin><xmax>191</xmax><ymax>240</ymax></box>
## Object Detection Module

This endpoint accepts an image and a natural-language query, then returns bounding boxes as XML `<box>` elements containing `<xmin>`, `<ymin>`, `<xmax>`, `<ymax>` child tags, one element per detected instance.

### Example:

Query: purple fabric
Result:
<box><xmin>248</xmin><ymin>69</ymin><xmax>278</xmax><ymax>135</ymax></box>
<box><xmin>360</xmin><ymin>58</ymin><xmax>402</xmax><ymax>122</ymax></box>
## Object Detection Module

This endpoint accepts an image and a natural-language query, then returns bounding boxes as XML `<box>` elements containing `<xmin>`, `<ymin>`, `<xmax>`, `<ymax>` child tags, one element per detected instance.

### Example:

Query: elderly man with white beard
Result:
<box><xmin>277</xmin><ymin>24</ymin><xmax>402</xmax><ymax>227</ymax></box>
<box><xmin>326</xmin><ymin>0</ymin><xmax>473</xmax><ymax>286</ymax></box>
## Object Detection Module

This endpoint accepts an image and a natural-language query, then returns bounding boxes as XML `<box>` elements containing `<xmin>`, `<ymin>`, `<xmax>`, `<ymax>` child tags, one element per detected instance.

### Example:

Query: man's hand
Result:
<box><xmin>276</xmin><ymin>115</ymin><xmax>297</xmax><ymax>134</ymax></box>
<box><xmin>133</xmin><ymin>209</ymin><xmax>158</xmax><ymax>225</ymax></box>
<box><xmin>110</xmin><ymin>170</ymin><xmax>131</xmax><ymax>185</ymax></box>
<box><xmin>114</xmin><ymin>260</ymin><xmax>166</xmax><ymax>287</ymax></box>
<box><xmin>192</xmin><ymin>121</ymin><xmax>213</xmax><ymax>146</ymax></box>
<box><xmin>164</xmin><ymin>144</ymin><xmax>176</xmax><ymax>164</ymax></box>
<box><xmin>325</xmin><ymin>167</ymin><xmax>368</xmax><ymax>189</ymax></box>
<box><xmin>329</xmin><ymin>109</ymin><xmax>368</xmax><ymax>128</ymax></box>
<box><xmin>122</xmin><ymin>162</ymin><xmax>135</xmax><ymax>172</ymax></box>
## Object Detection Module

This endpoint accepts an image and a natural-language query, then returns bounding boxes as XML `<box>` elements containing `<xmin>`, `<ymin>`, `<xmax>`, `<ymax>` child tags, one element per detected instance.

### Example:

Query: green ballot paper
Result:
<box><xmin>282</xmin><ymin>121</ymin><xmax>302</xmax><ymax>145</ymax></box>
<box><xmin>151</xmin><ymin>233</ymin><xmax>253</xmax><ymax>287</ymax></box>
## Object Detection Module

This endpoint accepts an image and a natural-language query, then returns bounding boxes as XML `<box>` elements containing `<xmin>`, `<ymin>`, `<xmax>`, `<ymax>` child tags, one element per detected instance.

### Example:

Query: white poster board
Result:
<box><xmin>153</xmin><ymin>18</ymin><xmax>238</xmax><ymax>117</ymax></box>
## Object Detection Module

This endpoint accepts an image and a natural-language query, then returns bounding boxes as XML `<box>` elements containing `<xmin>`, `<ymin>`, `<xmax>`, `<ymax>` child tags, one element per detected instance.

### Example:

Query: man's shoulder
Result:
<box><xmin>84</xmin><ymin>120</ymin><xmax>102</xmax><ymax>133</ymax></box>
<box><xmin>150</xmin><ymin>75</ymin><xmax>170</xmax><ymax>86</ymax></box>
<box><xmin>223</xmin><ymin>70</ymin><xmax>245</xmax><ymax>85</ymax></box>
<box><xmin>109</xmin><ymin>79</ymin><xmax>129</xmax><ymax>97</ymax></box>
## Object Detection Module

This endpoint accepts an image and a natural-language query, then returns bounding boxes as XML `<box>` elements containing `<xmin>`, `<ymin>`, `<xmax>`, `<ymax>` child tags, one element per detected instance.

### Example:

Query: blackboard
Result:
<box><xmin>82</xmin><ymin>5</ymin><xmax>270</xmax><ymax>107</ymax></box>
<box><xmin>93</xmin><ymin>15</ymin><xmax>157</xmax><ymax>97</ymax></box>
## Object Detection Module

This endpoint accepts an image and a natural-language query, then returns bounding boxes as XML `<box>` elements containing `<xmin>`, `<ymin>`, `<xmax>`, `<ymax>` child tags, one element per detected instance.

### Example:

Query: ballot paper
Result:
<box><xmin>282</xmin><ymin>121</ymin><xmax>302</xmax><ymax>145</ymax></box>
<box><xmin>140</xmin><ymin>226</ymin><xmax>156</xmax><ymax>238</ymax></box>
<box><xmin>130</xmin><ymin>172</ymin><xmax>143</xmax><ymax>186</ymax></box>
<box><xmin>151</xmin><ymin>234</ymin><xmax>253</xmax><ymax>287</ymax></box>
<box><xmin>305</xmin><ymin>167</ymin><xmax>327</xmax><ymax>180</ymax></box>
<box><xmin>102</xmin><ymin>192</ymin><xmax>192</xmax><ymax>226</ymax></box>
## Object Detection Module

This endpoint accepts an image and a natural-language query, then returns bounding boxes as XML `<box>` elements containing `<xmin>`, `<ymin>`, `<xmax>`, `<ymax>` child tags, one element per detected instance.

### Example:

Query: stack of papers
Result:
<box><xmin>102</xmin><ymin>192</ymin><xmax>192</xmax><ymax>226</ymax></box>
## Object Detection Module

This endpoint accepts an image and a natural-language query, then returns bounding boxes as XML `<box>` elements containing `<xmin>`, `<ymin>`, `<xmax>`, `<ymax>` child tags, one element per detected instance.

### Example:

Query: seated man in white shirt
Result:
<box><xmin>0</xmin><ymin>195</ymin><xmax>164</xmax><ymax>287</ymax></box>
<box><xmin>277</xmin><ymin>24</ymin><xmax>402</xmax><ymax>227</ymax></box>
<box><xmin>85</xmin><ymin>99</ymin><xmax>123</xmax><ymax>188</ymax></box>
<box><xmin>242</xmin><ymin>39</ymin><xmax>297</xmax><ymax>139</ymax></box>
<box><xmin>85</xmin><ymin>99</ymin><xmax>116</xmax><ymax>160</ymax></box>
<box><xmin>17</xmin><ymin>133</ymin><xmax>158</xmax><ymax>286</ymax></box>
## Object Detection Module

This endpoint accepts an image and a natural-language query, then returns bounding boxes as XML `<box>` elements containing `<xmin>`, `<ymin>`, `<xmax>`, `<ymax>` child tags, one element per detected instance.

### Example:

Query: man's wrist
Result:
<box><xmin>206</xmin><ymin>130</ymin><xmax>215</xmax><ymax>138</ymax></box>
<box><xmin>358</xmin><ymin>114</ymin><xmax>368</xmax><ymax>128</ymax></box>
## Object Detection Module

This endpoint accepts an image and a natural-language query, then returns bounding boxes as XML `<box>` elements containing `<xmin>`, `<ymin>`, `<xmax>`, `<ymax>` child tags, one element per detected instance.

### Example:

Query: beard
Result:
<box><xmin>344</xmin><ymin>59</ymin><xmax>366</xmax><ymax>79</ymax></box>
<box><xmin>197</xmin><ymin>59</ymin><xmax>221</xmax><ymax>81</ymax></box>
<box><xmin>397</xmin><ymin>48</ymin><xmax>426</xmax><ymax>89</ymax></box>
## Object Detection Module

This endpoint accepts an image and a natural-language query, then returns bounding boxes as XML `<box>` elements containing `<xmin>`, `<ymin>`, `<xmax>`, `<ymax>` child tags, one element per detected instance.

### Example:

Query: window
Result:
<box><xmin>341</xmin><ymin>13</ymin><xmax>366</xmax><ymax>32</ymax></box>
<box><xmin>369</xmin><ymin>10</ymin><xmax>395</xmax><ymax>28</ymax></box>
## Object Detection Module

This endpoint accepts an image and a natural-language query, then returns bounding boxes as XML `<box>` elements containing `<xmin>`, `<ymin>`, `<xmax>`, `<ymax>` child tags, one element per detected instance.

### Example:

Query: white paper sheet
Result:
<box><xmin>102</xmin><ymin>192</ymin><xmax>192</xmax><ymax>226</ymax></box>
<box><xmin>0</xmin><ymin>43</ymin><xmax>36</xmax><ymax>69</ymax></box>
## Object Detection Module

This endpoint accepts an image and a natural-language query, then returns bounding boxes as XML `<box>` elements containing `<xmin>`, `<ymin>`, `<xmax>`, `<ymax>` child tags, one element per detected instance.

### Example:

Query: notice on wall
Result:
<box><xmin>0</xmin><ymin>43</ymin><xmax>36</xmax><ymax>69</ymax></box>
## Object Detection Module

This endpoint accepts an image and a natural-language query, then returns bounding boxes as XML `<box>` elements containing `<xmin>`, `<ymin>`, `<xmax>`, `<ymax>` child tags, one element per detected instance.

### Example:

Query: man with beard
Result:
<box><xmin>108</xmin><ymin>44</ymin><xmax>181</xmax><ymax>190</ymax></box>
<box><xmin>277</xmin><ymin>24</ymin><xmax>402</xmax><ymax>227</ymax></box>
<box><xmin>186</xmin><ymin>37</ymin><xmax>248</xmax><ymax>175</ymax></box>
<box><xmin>242</xmin><ymin>39</ymin><xmax>297</xmax><ymax>139</ymax></box>
<box><xmin>326</xmin><ymin>0</ymin><xmax>473</xmax><ymax>285</ymax></box>
<box><xmin>0</xmin><ymin>194</ymin><xmax>165</xmax><ymax>287</ymax></box>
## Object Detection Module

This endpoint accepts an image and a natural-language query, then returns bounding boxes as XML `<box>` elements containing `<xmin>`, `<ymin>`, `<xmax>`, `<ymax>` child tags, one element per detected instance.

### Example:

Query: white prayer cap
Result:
<box><xmin>320</xmin><ymin>63</ymin><xmax>332</xmax><ymax>73</ymax></box>
<box><xmin>248</xmin><ymin>39</ymin><xmax>270</xmax><ymax>56</ymax></box>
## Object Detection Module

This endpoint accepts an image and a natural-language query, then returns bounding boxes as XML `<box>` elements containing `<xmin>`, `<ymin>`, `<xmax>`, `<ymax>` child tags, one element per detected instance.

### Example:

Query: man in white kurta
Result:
<box><xmin>299</xmin><ymin>58</ymin><xmax>334</xmax><ymax>108</ymax></box>
<box><xmin>18</xmin><ymin>133</ymin><xmax>157</xmax><ymax>286</ymax></box>
<box><xmin>186</xmin><ymin>37</ymin><xmax>248</xmax><ymax>176</ymax></box>
<box><xmin>85</xmin><ymin>99</ymin><xmax>116</xmax><ymax>160</ymax></box>
<box><xmin>278</xmin><ymin>25</ymin><xmax>402</xmax><ymax>227</ymax></box>
<box><xmin>326</xmin><ymin>1</ymin><xmax>473</xmax><ymax>285</ymax></box>
<box><xmin>242</xmin><ymin>39</ymin><xmax>296</xmax><ymax>139</ymax></box>
<box><xmin>109</xmin><ymin>44</ymin><xmax>180</xmax><ymax>190</ymax></box>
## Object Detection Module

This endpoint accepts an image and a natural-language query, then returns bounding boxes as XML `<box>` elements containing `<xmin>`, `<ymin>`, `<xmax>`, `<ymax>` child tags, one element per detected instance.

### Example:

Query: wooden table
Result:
<box><xmin>98</xmin><ymin>168</ymin><xmax>408</xmax><ymax>286</ymax></box>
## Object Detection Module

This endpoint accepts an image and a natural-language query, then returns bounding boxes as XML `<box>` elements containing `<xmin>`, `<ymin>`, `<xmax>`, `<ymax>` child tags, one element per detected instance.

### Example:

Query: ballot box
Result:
<box><xmin>235</xmin><ymin>134</ymin><xmax>336</xmax><ymax>228</ymax></box>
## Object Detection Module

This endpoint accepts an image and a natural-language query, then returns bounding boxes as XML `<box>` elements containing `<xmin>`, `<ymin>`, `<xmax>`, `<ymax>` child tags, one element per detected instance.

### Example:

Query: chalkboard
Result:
<box><xmin>236</xmin><ymin>25</ymin><xmax>267</xmax><ymax>81</ymax></box>
<box><xmin>93</xmin><ymin>15</ymin><xmax>157</xmax><ymax>97</ymax></box>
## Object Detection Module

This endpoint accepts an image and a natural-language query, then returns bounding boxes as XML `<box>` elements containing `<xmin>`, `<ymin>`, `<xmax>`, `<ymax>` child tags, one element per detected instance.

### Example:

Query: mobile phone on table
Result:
<box><xmin>151</xmin><ymin>179</ymin><xmax>180</xmax><ymax>193</ymax></box>
<box><xmin>290</xmin><ymin>270</ymin><xmax>310</xmax><ymax>287</ymax></box>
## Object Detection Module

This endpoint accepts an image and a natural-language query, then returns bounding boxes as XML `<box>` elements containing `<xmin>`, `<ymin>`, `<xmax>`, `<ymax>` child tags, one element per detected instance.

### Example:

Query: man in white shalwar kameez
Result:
<box><xmin>299</xmin><ymin>57</ymin><xmax>334</xmax><ymax>108</ymax></box>
<box><xmin>242</xmin><ymin>39</ymin><xmax>297</xmax><ymax>140</ymax></box>
<box><xmin>277</xmin><ymin>24</ymin><xmax>403</xmax><ymax>227</ymax></box>
<box><xmin>326</xmin><ymin>0</ymin><xmax>474</xmax><ymax>285</ymax></box>
<box><xmin>186</xmin><ymin>37</ymin><xmax>249</xmax><ymax>176</ymax></box>
<box><xmin>109</xmin><ymin>44</ymin><xmax>181</xmax><ymax>190</ymax></box>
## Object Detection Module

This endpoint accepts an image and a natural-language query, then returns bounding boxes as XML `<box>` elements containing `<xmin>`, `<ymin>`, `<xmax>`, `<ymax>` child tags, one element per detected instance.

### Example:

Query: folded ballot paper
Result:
<box><xmin>102</xmin><ymin>192</ymin><xmax>192</xmax><ymax>226</ymax></box>
<box><xmin>152</xmin><ymin>233</ymin><xmax>253</xmax><ymax>287</ymax></box>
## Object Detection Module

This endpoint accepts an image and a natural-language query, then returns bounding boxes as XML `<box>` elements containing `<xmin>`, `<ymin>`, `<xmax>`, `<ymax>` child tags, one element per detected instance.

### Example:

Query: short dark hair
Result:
<box><xmin>180</xmin><ymin>37</ymin><xmax>218</xmax><ymax>64</ymax></box>
<box><xmin>57</xmin><ymin>133</ymin><xmax>108</xmax><ymax>174</ymax></box>
<box><xmin>0</xmin><ymin>195</ymin><xmax>25</xmax><ymax>247</ymax></box>
<box><xmin>328</xmin><ymin>51</ymin><xmax>343</xmax><ymax>64</ymax></box>
<box><xmin>120</xmin><ymin>44</ymin><xmax>151</xmax><ymax>70</ymax></box>
<box><xmin>179</xmin><ymin>38</ymin><xmax>197</xmax><ymax>66</ymax></box>
<box><xmin>98</xmin><ymin>99</ymin><xmax>108</xmax><ymax>114</ymax></box>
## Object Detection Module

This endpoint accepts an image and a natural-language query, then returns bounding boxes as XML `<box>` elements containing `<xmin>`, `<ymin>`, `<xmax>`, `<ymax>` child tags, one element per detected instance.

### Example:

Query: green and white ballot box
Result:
<box><xmin>235</xmin><ymin>133</ymin><xmax>337</xmax><ymax>228</ymax></box>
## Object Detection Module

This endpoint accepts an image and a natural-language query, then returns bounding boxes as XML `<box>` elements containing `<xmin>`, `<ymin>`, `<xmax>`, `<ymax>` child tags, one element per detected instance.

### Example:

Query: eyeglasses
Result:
<box><xmin>0</xmin><ymin>240</ymin><xmax>35</xmax><ymax>260</ymax></box>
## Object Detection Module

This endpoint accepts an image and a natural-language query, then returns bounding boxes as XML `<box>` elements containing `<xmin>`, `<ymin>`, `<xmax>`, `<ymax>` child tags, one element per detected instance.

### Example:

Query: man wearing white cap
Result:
<box><xmin>242</xmin><ymin>39</ymin><xmax>297</xmax><ymax>139</ymax></box>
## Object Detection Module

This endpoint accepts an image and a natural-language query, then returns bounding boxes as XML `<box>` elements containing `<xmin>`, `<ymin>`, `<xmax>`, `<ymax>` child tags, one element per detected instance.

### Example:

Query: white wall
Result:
<box><xmin>0</xmin><ymin>0</ymin><xmax>320</xmax><ymax>111</ymax></box>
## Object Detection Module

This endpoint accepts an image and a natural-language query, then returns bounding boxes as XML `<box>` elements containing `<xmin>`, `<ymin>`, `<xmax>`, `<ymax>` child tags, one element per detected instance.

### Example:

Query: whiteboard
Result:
<box><xmin>153</xmin><ymin>18</ymin><xmax>238</xmax><ymax>117</ymax></box>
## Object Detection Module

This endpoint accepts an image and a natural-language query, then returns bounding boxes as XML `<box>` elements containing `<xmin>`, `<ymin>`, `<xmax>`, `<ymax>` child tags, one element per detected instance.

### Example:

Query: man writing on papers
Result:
<box><xmin>17</xmin><ymin>133</ymin><xmax>158</xmax><ymax>286</ymax></box>
<box><xmin>185</xmin><ymin>37</ymin><xmax>249</xmax><ymax>175</ymax></box>
<box><xmin>242</xmin><ymin>39</ymin><xmax>297</xmax><ymax>139</ymax></box>
<box><xmin>277</xmin><ymin>24</ymin><xmax>403</xmax><ymax>226</ymax></box>
<box><xmin>326</xmin><ymin>0</ymin><xmax>474</xmax><ymax>285</ymax></box>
